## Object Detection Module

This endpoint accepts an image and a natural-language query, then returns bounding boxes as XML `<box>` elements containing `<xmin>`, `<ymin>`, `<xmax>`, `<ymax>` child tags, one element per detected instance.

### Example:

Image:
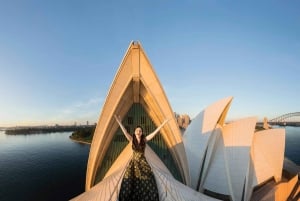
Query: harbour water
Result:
<box><xmin>0</xmin><ymin>132</ymin><xmax>89</xmax><ymax>201</ymax></box>
<box><xmin>0</xmin><ymin>127</ymin><xmax>299</xmax><ymax>201</ymax></box>
<box><xmin>284</xmin><ymin>126</ymin><xmax>300</xmax><ymax>165</ymax></box>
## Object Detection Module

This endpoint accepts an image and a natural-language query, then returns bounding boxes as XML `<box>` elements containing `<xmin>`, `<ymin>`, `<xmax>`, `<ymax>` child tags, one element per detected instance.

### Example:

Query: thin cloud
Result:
<box><xmin>49</xmin><ymin>97</ymin><xmax>104</xmax><ymax>125</ymax></box>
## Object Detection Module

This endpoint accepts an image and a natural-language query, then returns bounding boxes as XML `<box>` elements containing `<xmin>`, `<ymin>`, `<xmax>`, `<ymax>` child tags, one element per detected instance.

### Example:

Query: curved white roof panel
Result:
<box><xmin>203</xmin><ymin>117</ymin><xmax>257</xmax><ymax>201</ymax></box>
<box><xmin>183</xmin><ymin>96</ymin><xmax>233</xmax><ymax>189</ymax></box>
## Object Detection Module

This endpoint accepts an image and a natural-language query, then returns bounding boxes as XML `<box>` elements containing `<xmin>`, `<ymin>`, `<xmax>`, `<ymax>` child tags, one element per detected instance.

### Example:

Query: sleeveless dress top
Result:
<box><xmin>119</xmin><ymin>138</ymin><xmax>159</xmax><ymax>201</ymax></box>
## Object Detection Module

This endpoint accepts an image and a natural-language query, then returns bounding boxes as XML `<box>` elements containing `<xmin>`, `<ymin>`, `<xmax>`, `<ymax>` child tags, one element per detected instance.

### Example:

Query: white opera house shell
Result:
<box><xmin>71</xmin><ymin>41</ymin><xmax>300</xmax><ymax>201</ymax></box>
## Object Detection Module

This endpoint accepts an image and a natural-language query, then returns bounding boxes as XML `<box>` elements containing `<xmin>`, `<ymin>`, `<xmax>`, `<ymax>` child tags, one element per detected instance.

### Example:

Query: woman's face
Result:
<box><xmin>134</xmin><ymin>127</ymin><xmax>143</xmax><ymax>138</ymax></box>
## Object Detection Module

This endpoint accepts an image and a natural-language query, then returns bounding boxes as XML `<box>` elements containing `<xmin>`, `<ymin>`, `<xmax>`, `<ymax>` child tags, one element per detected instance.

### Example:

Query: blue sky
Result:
<box><xmin>0</xmin><ymin>1</ymin><xmax>299</xmax><ymax>127</ymax></box>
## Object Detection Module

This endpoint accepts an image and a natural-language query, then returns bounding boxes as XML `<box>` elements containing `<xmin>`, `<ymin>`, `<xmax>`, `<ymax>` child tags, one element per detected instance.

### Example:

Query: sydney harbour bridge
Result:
<box><xmin>268</xmin><ymin>112</ymin><xmax>300</xmax><ymax>126</ymax></box>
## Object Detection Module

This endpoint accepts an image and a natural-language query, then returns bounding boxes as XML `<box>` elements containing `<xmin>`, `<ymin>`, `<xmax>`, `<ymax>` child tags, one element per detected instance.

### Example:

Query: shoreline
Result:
<box><xmin>69</xmin><ymin>136</ymin><xmax>91</xmax><ymax>145</ymax></box>
<box><xmin>4</xmin><ymin>125</ymin><xmax>95</xmax><ymax>135</ymax></box>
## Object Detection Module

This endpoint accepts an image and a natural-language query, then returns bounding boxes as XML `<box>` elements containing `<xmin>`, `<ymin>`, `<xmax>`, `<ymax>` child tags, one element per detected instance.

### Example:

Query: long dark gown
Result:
<box><xmin>119</xmin><ymin>138</ymin><xmax>159</xmax><ymax>201</ymax></box>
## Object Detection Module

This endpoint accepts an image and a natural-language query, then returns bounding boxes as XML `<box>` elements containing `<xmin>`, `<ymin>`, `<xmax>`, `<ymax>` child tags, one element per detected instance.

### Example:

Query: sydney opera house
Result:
<box><xmin>72</xmin><ymin>41</ymin><xmax>300</xmax><ymax>201</ymax></box>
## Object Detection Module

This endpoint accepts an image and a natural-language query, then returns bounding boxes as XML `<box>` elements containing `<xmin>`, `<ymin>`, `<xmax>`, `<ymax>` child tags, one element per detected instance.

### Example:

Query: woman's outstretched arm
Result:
<box><xmin>114</xmin><ymin>115</ymin><xmax>132</xmax><ymax>142</ymax></box>
<box><xmin>146</xmin><ymin>119</ymin><xmax>170</xmax><ymax>141</ymax></box>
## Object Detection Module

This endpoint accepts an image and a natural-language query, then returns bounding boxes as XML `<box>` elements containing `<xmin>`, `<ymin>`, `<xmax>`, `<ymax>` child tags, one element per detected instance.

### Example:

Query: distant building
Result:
<box><xmin>175</xmin><ymin>113</ymin><xmax>191</xmax><ymax>132</ymax></box>
<box><xmin>263</xmin><ymin>117</ymin><xmax>271</xmax><ymax>129</ymax></box>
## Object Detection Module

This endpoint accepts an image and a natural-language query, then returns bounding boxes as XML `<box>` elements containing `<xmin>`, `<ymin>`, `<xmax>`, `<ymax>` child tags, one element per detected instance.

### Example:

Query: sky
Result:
<box><xmin>0</xmin><ymin>1</ymin><xmax>299</xmax><ymax>127</ymax></box>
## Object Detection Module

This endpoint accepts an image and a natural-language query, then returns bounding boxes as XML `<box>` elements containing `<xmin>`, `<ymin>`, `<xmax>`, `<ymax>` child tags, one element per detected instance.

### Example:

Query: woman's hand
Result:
<box><xmin>146</xmin><ymin>118</ymin><xmax>171</xmax><ymax>141</ymax></box>
<box><xmin>162</xmin><ymin>118</ymin><xmax>170</xmax><ymax>124</ymax></box>
<box><xmin>114</xmin><ymin>114</ymin><xmax>132</xmax><ymax>142</ymax></box>
<box><xmin>114</xmin><ymin>115</ymin><xmax>122</xmax><ymax>123</ymax></box>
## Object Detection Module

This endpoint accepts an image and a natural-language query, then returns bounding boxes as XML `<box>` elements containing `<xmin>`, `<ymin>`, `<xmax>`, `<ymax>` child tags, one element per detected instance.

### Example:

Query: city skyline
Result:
<box><xmin>1</xmin><ymin>1</ymin><xmax>300</xmax><ymax>127</ymax></box>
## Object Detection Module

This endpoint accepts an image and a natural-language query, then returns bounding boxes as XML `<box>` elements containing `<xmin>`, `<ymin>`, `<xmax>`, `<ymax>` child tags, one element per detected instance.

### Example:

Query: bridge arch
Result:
<box><xmin>269</xmin><ymin>112</ymin><xmax>300</xmax><ymax>122</ymax></box>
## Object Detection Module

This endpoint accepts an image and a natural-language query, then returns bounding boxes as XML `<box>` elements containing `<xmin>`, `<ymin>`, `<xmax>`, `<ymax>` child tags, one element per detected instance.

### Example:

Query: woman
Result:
<box><xmin>114</xmin><ymin>115</ymin><xmax>169</xmax><ymax>201</ymax></box>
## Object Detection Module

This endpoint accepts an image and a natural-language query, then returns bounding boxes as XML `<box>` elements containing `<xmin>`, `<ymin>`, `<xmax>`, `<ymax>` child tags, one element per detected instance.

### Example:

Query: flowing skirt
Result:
<box><xmin>119</xmin><ymin>151</ymin><xmax>159</xmax><ymax>201</ymax></box>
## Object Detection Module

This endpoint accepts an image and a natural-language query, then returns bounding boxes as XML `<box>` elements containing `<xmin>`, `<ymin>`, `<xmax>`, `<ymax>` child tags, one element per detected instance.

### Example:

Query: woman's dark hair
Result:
<box><xmin>132</xmin><ymin>125</ymin><xmax>146</xmax><ymax>152</ymax></box>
